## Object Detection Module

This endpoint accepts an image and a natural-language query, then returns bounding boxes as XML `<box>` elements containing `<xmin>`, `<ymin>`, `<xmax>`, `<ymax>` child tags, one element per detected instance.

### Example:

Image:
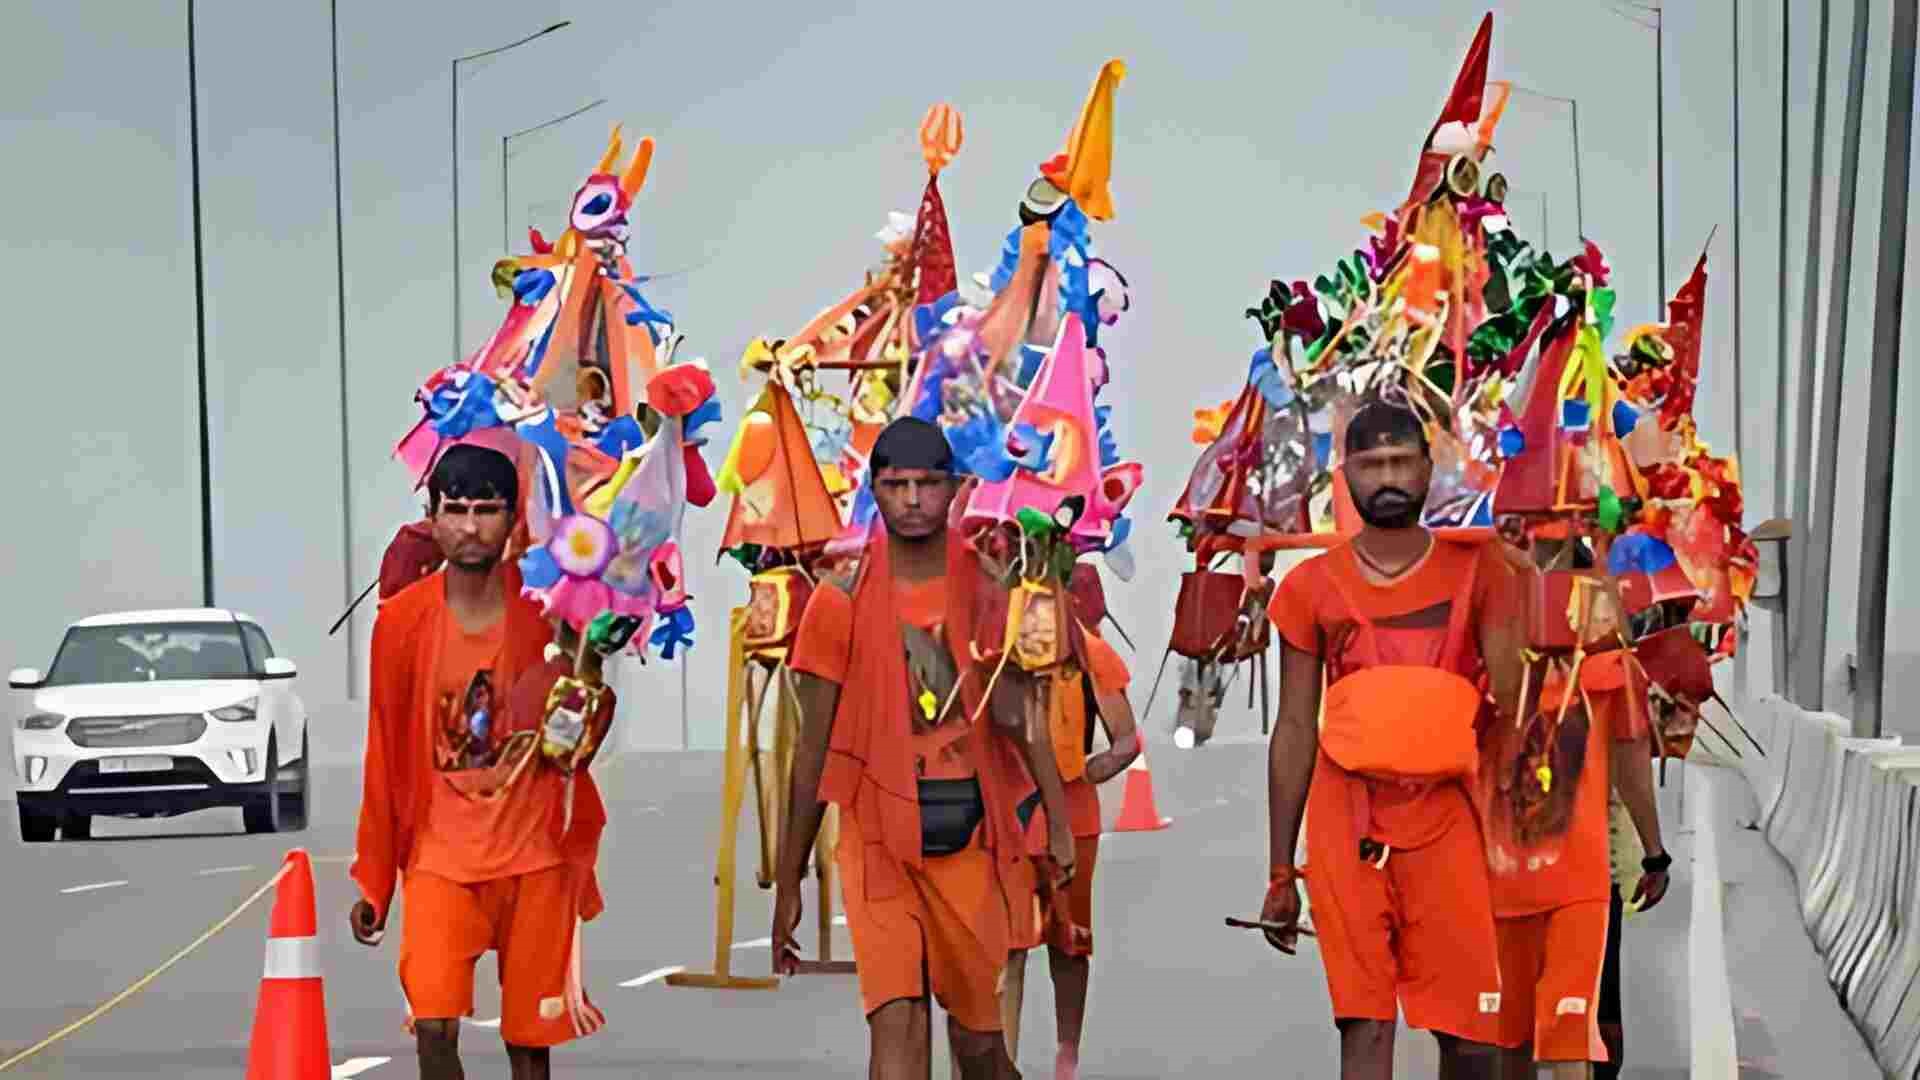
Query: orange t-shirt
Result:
<box><xmin>412</xmin><ymin>607</ymin><xmax>567</xmax><ymax>884</ymax></box>
<box><xmin>1269</xmin><ymin>539</ymin><xmax>1511</xmax><ymax>851</ymax></box>
<box><xmin>790</xmin><ymin>574</ymin><xmax>973</xmax><ymax>780</ymax></box>
<box><xmin>1489</xmin><ymin>650</ymin><xmax>1645</xmax><ymax>916</ymax></box>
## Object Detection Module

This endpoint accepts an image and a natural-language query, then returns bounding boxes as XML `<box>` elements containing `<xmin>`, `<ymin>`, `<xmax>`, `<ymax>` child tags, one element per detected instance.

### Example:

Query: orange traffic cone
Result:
<box><xmin>246</xmin><ymin>849</ymin><xmax>331</xmax><ymax>1079</ymax></box>
<box><xmin>1111</xmin><ymin>739</ymin><xmax>1171</xmax><ymax>832</ymax></box>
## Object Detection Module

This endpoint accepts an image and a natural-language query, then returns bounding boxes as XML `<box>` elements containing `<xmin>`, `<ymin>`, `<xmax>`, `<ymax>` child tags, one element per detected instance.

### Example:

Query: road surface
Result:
<box><xmin>0</xmin><ymin>742</ymin><xmax>1709</xmax><ymax>1077</ymax></box>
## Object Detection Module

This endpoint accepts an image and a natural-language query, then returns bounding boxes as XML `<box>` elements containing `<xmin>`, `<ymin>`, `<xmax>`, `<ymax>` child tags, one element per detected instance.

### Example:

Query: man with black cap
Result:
<box><xmin>1260</xmin><ymin>397</ymin><xmax>1524</xmax><ymax>1079</ymax></box>
<box><xmin>773</xmin><ymin>417</ymin><xmax>1075</xmax><ymax>1079</ymax></box>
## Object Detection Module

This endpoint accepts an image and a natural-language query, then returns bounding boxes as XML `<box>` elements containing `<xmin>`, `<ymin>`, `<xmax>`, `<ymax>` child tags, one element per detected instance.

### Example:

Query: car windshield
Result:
<box><xmin>44</xmin><ymin>623</ymin><xmax>256</xmax><ymax>686</ymax></box>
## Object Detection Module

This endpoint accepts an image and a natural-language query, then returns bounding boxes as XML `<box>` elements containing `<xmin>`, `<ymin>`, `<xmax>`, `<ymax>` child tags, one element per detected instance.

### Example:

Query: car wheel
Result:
<box><xmin>243</xmin><ymin>736</ymin><xmax>282</xmax><ymax>835</ymax></box>
<box><xmin>18</xmin><ymin>806</ymin><xmax>56</xmax><ymax>843</ymax></box>
<box><xmin>61</xmin><ymin>812</ymin><xmax>92</xmax><ymax>841</ymax></box>
<box><xmin>276</xmin><ymin>730</ymin><xmax>309</xmax><ymax>832</ymax></box>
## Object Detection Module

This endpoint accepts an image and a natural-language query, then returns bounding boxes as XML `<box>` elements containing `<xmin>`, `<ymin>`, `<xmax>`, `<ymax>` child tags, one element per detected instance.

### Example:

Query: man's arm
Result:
<box><xmin>1083</xmin><ymin>687</ymin><xmax>1139</xmax><ymax>785</ymax></box>
<box><xmin>991</xmin><ymin>674</ymin><xmax>1077</xmax><ymax>882</ymax></box>
<box><xmin>1269</xmin><ymin>641</ymin><xmax>1321</xmax><ymax>876</ymax></box>
<box><xmin>349</xmin><ymin>613</ymin><xmax>405</xmax><ymax>943</ymax></box>
<box><xmin>771</xmin><ymin>670</ymin><xmax>838</xmax><ymax>973</ymax></box>
<box><xmin>775</xmin><ymin>671</ymin><xmax>839</xmax><ymax>890</ymax></box>
<box><xmin>1476</xmin><ymin>547</ymin><xmax>1527</xmax><ymax>726</ymax></box>
<box><xmin>1611</xmin><ymin>727</ymin><xmax>1670</xmax><ymax>908</ymax></box>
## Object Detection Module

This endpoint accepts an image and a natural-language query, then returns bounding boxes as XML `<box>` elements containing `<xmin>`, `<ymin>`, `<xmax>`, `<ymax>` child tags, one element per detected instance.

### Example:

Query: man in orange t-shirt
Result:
<box><xmin>999</xmin><ymin>567</ymin><xmax>1141</xmax><ymax>1079</ymax></box>
<box><xmin>349</xmin><ymin>444</ymin><xmax>614</xmax><ymax>1080</ymax></box>
<box><xmin>771</xmin><ymin>418</ymin><xmax>1076</xmax><ymax>1079</ymax></box>
<box><xmin>1484</xmin><ymin>545</ymin><xmax>1670</xmax><ymax>1079</ymax></box>
<box><xmin>1262</xmin><ymin>400</ymin><xmax>1522</xmax><ymax>1079</ymax></box>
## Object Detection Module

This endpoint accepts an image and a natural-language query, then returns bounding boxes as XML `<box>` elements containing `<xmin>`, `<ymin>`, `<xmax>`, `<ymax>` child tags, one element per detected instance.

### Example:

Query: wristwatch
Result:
<box><xmin>1641</xmin><ymin>850</ymin><xmax>1673</xmax><ymax>873</ymax></box>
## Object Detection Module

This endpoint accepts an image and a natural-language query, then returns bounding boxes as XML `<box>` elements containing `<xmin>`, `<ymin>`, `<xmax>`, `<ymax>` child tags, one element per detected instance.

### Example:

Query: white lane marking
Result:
<box><xmin>619</xmin><ymin>965</ymin><xmax>685</xmax><ymax>988</ymax></box>
<box><xmin>731</xmin><ymin>937</ymin><xmax>772</xmax><ymax>950</ymax></box>
<box><xmin>60</xmin><ymin>880</ymin><xmax>128</xmax><ymax>895</ymax></box>
<box><xmin>199</xmin><ymin>865</ymin><xmax>256</xmax><ymax>876</ymax></box>
<box><xmin>465</xmin><ymin>1017</ymin><xmax>501</xmax><ymax>1029</ymax></box>
<box><xmin>332</xmin><ymin>1057</ymin><xmax>391</xmax><ymax>1078</ymax></box>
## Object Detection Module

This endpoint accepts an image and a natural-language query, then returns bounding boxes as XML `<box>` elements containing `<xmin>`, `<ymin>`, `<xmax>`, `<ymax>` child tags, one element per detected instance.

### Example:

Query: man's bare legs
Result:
<box><xmin>1337</xmin><ymin>1019</ymin><xmax>1394</xmax><ymax>1079</ymax></box>
<box><xmin>1495</xmin><ymin>1049</ymin><xmax>1590</xmax><ymax>1080</ymax></box>
<box><xmin>1001</xmin><ymin>950</ymin><xmax>1028</xmax><ymax>1060</ymax></box>
<box><xmin>869</xmin><ymin>998</ymin><xmax>933</xmax><ymax>1079</ymax></box>
<box><xmin>1045</xmin><ymin>945</ymin><xmax>1090</xmax><ymax>1079</ymax></box>
<box><xmin>415</xmin><ymin>1020</ymin><xmax>463</xmax><ymax>1080</ymax></box>
<box><xmin>506</xmin><ymin>1044</ymin><xmax>551</xmax><ymax>1080</ymax></box>
<box><xmin>948</xmin><ymin>1014</ymin><xmax>1020</xmax><ymax>1079</ymax></box>
<box><xmin>1434</xmin><ymin>1033</ymin><xmax>1500</xmax><ymax>1080</ymax></box>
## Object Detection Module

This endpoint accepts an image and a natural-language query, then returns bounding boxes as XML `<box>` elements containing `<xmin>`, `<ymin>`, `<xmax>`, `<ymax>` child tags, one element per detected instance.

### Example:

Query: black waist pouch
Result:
<box><xmin>917</xmin><ymin>777</ymin><xmax>985</xmax><ymax>856</ymax></box>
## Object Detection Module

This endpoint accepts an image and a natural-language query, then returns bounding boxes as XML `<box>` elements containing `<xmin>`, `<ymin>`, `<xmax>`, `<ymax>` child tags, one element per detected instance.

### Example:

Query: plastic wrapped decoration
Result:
<box><xmin>972</xmin><ymin>59</ymin><xmax>1131</xmax><ymax>392</ymax></box>
<box><xmin>953</xmin><ymin>318</ymin><xmax>1137</xmax><ymax>806</ymax></box>
<box><xmin>1221</xmin><ymin>17</ymin><xmax>1516</xmax><ymax>545</ymax></box>
<box><xmin>395</xmin><ymin>126</ymin><xmax>720</xmax><ymax>515</ymax></box>
<box><xmin>516</xmin><ymin>352</ymin><xmax>717</xmax><ymax>664</ymax></box>
<box><xmin>1611</xmin><ymin>246</ymin><xmax>1763</xmax><ymax>764</ymax></box>
<box><xmin>742</xmin><ymin>102</ymin><xmax>969</xmax><ymax>545</ymax></box>
<box><xmin>906</xmin><ymin>64</ymin><xmax>1137</xmax><ymax>576</ymax></box>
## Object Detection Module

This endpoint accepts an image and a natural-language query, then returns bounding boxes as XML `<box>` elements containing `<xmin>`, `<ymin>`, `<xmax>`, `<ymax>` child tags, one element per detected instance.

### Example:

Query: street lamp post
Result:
<box><xmin>1606</xmin><ymin>3</ymin><xmax>1666</xmax><ymax>303</ymax></box>
<box><xmin>452</xmin><ymin>20</ymin><xmax>572</xmax><ymax>363</ymax></box>
<box><xmin>502</xmin><ymin>97</ymin><xmax>606</xmax><ymax>250</ymax></box>
<box><xmin>1508</xmin><ymin>85</ymin><xmax>1585</xmax><ymax>241</ymax></box>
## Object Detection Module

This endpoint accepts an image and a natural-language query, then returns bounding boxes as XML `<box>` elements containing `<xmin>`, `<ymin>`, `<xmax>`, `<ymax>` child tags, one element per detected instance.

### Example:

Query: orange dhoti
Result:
<box><xmin>836</xmin><ymin>810</ymin><xmax>1011</xmax><ymax>1032</ymax></box>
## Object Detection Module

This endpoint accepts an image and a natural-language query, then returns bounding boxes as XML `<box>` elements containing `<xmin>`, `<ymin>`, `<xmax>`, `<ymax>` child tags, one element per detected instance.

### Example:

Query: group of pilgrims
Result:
<box><xmin>347</xmin><ymin>13</ymin><xmax>1760</xmax><ymax>1079</ymax></box>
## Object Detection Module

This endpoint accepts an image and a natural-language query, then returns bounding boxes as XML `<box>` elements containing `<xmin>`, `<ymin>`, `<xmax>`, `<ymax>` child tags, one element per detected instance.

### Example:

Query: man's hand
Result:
<box><xmin>1631</xmin><ymin>855</ymin><xmax>1671</xmax><ymax>911</ymax></box>
<box><xmin>349</xmin><ymin>899</ymin><xmax>386</xmax><ymax>946</ymax></box>
<box><xmin>1047</xmin><ymin>821</ymin><xmax>1076</xmax><ymax>890</ymax></box>
<box><xmin>771</xmin><ymin>883</ymin><xmax>804</xmax><ymax>976</ymax></box>
<box><xmin>1260</xmin><ymin>879</ymin><xmax>1302</xmax><ymax>955</ymax></box>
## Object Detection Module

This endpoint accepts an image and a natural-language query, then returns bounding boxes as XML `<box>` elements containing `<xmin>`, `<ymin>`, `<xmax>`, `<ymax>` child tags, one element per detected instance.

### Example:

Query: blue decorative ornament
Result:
<box><xmin>428</xmin><ymin>371</ymin><xmax>502</xmax><ymax>439</ymax></box>
<box><xmin>1095</xmin><ymin>405</ymin><xmax>1121</xmax><ymax>469</ymax></box>
<box><xmin>650</xmin><ymin>606</ymin><xmax>697</xmax><ymax>659</ymax></box>
<box><xmin>595</xmin><ymin>416</ymin><xmax>647</xmax><ymax>458</ymax></box>
<box><xmin>513</xmin><ymin>268</ymin><xmax>556</xmax><ymax>305</ymax></box>
<box><xmin>1607</xmin><ymin>533</ymin><xmax>1679</xmax><ymax>575</ymax></box>
<box><xmin>1612</xmin><ymin>399</ymin><xmax>1640</xmax><ymax>438</ymax></box>
<box><xmin>1498</xmin><ymin>427</ymin><xmax>1526</xmax><ymax>458</ymax></box>
<box><xmin>519</xmin><ymin>546</ymin><xmax>563</xmax><ymax>591</ymax></box>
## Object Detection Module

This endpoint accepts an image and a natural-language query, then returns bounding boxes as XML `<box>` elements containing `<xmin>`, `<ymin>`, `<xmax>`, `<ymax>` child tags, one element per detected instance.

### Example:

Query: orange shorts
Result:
<box><xmin>1303</xmin><ymin>809</ymin><xmax>1504</xmax><ymax>1044</ymax></box>
<box><xmin>1493</xmin><ymin>901</ymin><xmax>1610</xmax><ymax>1061</ymax></box>
<box><xmin>836</xmin><ymin>815</ymin><xmax>1010</xmax><ymax>1033</ymax></box>
<box><xmin>398</xmin><ymin>865</ymin><xmax>593</xmax><ymax>1048</ymax></box>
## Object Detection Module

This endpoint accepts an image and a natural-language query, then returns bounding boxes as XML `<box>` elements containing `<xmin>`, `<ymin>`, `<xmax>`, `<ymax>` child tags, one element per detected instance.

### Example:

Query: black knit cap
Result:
<box><xmin>870</xmin><ymin>416</ymin><xmax>956</xmax><ymax>474</ymax></box>
<box><xmin>1344</xmin><ymin>398</ymin><xmax>1430</xmax><ymax>458</ymax></box>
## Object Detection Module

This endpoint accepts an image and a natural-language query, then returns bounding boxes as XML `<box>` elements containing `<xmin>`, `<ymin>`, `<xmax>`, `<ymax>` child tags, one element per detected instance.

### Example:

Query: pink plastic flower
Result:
<box><xmin>550</xmin><ymin>515</ymin><xmax>616</xmax><ymax>579</ymax></box>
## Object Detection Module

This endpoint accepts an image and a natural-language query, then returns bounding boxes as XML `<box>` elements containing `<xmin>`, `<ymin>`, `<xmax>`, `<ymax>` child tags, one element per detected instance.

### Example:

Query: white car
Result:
<box><xmin>9</xmin><ymin>609</ymin><xmax>310</xmax><ymax>842</ymax></box>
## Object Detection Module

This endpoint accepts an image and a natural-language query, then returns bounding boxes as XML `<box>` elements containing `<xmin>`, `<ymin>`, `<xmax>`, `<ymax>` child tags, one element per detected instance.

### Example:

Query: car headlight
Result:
<box><xmin>210</xmin><ymin>697</ymin><xmax>259</xmax><ymax>722</ymax></box>
<box><xmin>21</xmin><ymin>712</ymin><xmax>64</xmax><ymax>731</ymax></box>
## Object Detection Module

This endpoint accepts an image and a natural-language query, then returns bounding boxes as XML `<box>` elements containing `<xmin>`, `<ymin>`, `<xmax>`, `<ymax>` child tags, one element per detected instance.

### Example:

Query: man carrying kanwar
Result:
<box><xmin>772</xmin><ymin>416</ymin><xmax>1077</xmax><ymax>1079</ymax></box>
<box><xmin>999</xmin><ymin>564</ymin><xmax>1141</xmax><ymax>1080</ymax></box>
<box><xmin>350</xmin><ymin>440</ymin><xmax>616</xmax><ymax>1080</ymax></box>
<box><xmin>1482</xmin><ymin>533</ymin><xmax>1671</xmax><ymax>1079</ymax></box>
<box><xmin>1261</xmin><ymin>399</ymin><xmax>1524</xmax><ymax>1079</ymax></box>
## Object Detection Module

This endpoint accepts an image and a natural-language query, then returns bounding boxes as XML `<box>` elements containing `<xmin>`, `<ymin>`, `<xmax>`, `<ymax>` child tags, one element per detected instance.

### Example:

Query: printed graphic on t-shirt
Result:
<box><xmin>437</xmin><ymin>668</ymin><xmax>534</xmax><ymax>796</ymax></box>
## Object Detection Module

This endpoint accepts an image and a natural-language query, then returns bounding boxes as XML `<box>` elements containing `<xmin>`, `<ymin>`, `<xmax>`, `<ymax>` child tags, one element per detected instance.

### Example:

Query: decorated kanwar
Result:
<box><xmin>668</xmin><ymin>102</ymin><xmax>967</xmax><ymax>992</ymax></box>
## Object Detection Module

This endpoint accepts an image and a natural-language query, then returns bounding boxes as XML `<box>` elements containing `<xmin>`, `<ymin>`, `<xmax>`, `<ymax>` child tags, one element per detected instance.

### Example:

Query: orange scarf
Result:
<box><xmin>816</xmin><ymin>520</ymin><xmax>1028</xmax><ymax>900</ymax></box>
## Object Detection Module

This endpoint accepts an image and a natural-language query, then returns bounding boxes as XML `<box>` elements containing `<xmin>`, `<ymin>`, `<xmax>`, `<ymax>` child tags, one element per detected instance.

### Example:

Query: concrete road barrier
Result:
<box><xmin>1745</xmin><ymin>694</ymin><xmax>1920</xmax><ymax>1077</ymax></box>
